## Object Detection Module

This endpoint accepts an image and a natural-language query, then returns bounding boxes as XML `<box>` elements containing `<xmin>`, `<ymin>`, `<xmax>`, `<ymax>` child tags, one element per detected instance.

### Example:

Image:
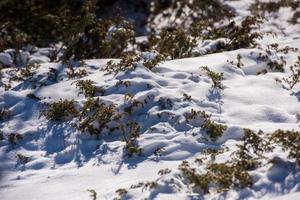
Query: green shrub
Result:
<box><xmin>41</xmin><ymin>99</ymin><xmax>78</xmax><ymax>121</ymax></box>
<box><xmin>73</xmin><ymin>79</ymin><xmax>105</xmax><ymax>97</ymax></box>
<box><xmin>283</xmin><ymin>55</ymin><xmax>300</xmax><ymax>89</ymax></box>
<box><xmin>120</xmin><ymin>121</ymin><xmax>142</xmax><ymax>157</ymax></box>
<box><xmin>178</xmin><ymin>160</ymin><xmax>252</xmax><ymax>194</ymax></box>
<box><xmin>250</xmin><ymin>0</ymin><xmax>299</xmax><ymax>14</ymax></box>
<box><xmin>78</xmin><ymin>98</ymin><xmax>121</xmax><ymax>137</ymax></box>
<box><xmin>201</xmin><ymin>66</ymin><xmax>224</xmax><ymax>89</ymax></box>
<box><xmin>149</xmin><ymin>0</ymin><xmax>234</xmax><ymax>31</ymax></box>
<box><xmin>271</xmin><ymin>129</ymin><xmax>300</xmax><ymax>163</ymax></box>
<box><xmin>104</xmin><ymin>51</ymin><xmax>164</xmax><ymax>74</ymax></box>
<box><xmin>63</xmin><ymin>16</ymin><xmax>136</xmax><ymax>61</ymax></box>
<box><xmin>201</xmin><ymin>116</ymin><xmax>227</xmax><ymax>142</ymax></box>
<box><xmin>203</xmin><ymin>16</ymin><xmax>263</xmax><ymax>51</ymax></box>
<box><xmin>148</xmin><ymin>28</ymin><xmax>197</xmax><ymax>59</ymax></box>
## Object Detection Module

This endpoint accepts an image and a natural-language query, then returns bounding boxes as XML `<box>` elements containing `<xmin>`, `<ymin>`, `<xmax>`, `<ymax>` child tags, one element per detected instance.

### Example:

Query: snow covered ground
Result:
<box><xmin>0</xmin><ymin>1</ymin><xmax>300</xmax><ymax>200</ymax></box>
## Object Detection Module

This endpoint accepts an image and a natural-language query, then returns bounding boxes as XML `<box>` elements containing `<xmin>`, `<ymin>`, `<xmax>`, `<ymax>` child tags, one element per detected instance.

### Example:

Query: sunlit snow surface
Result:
<box><xmin>1</xmin><ymin>1</ymin><xmax>300</xmax><ymax>200</ymax></box>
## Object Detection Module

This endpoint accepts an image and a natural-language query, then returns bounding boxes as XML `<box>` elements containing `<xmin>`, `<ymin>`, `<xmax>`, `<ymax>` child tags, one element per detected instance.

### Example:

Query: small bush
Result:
<box><xmin>41</xmin><ymin>99</ymin><xmax>78</xmax><ymax>121</ymax></box>
<box><xmin>201</xmin><ymin>66</ymin><xmax>224</xmax><ymax>89</ymax></box>
<box><xmin>178</xmin><ymin>160</ymin><xmax>252</xmax><ymax>194</ymax></box>
<box><xmin>0</xmin><ymin>108</ymin><xmax>10</xmax><ymax>121</ymax></box>
<box><xmin>201</xmin><ymin>116</ymin><xmax>227</xmax><ymax>142</ymax></box>
<box><xmin>63</xmin><ymin>16</ymin><xmax>135</xmax><ymax>61</ymax></box>
<box><xmin>16</xmin><ymin>153</ymin><xmax>30</xmax><ymax>164</ymax></box>
<box><xmin>149</xmin><ymin>0</ymin><xmax>234</xmax><ymax>31</ymax></box>
<box><xmin>283</xmin><ymin>55</ymin><xmax>300</xmax><ymax>89</ymax></box>
<box><xmin>203</xmin><ymin>16</ymin><xmax>263</xmax><ymax>51</ymax></box>
<box><xmin>78</xmin><ymin>98</ymin><xmax>121</xmax><ymax>137</ymax></box>
<box><xmin>250</xmin><ymin>0</ymin><xmax>299</xmax><ymax>15</ymax></box>
<box><xmin>8</xmin><ymin>133</ymin><xmax>23</xmax><ymax>145</ymax></box>
<box><xmin>149</xmin><ymin>28</ymin><xmax>197</xmax><ymax>59</ymax></box>
<box><xmin>271</xmin><ymin>129</ymin><xmax>300</xmax><ymax>163</ymax></box>
<box><xmin>233</xmin><ymin>129</ymin><xmax>268</xmax><ymax>170</ymax></box>
<box><xmin>104</xmin><ymin>51</ymin><xmax>164</xmax><ymax>74</ymax></box>
<box><xmin>73</xmin><ymin>79</ymin><xmax>105</xmax><ymax>97</ymax></box>
<box><xmin>120</xmin><ymin>121</ymin><xmax>142</xmax><ymax>157</ymax></box>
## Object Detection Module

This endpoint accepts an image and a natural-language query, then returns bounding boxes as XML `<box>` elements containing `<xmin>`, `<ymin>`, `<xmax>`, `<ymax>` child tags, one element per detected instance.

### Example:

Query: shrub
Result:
<box><xmin>41</xmin><ymin>99</ymin><xmax>78</xmax><ymax>121</ymax></box>
<box><xmin>120</xmin><ymin>121</ymin><xmax>142</xmax><ymax>157</ymax></box>
<box><xmin>201</xmin><ymin>66</ymin><xmax>224</xmax><ymax>89</ymax></box>
<box><xmin>178</xmin><ymin>160</ymin><xmax>252</xmax><ymax>194</ymax></box>
<box><xmin>73</xmin><ymin>79</ymin><xmax>105</xmax><ymax>97</ymax></box>
<box><xmin>8</xmin><ymin>133</ymin><xmax>23</xmax><ymax>145</ymax></box>
<box><xmin>16</xmin><ymin>153</ymin><xmax>30</xmax><ymax>164</ymax></box>
<box><xmin>203</xmin><ymin>16</ymin><xmax>263</xmax><ymax>51</ymax></box>
<box><xmin>201</xmin><ymin>116</ymin><xmax>227</xmax><ymax>142</ymax></box>
<box><xmin>78</xmin><ymin>98</ymin><xmax>121</xmax><ymax>137</ymax></box>
<box><xmin>148</xmin><ymin>28</ymin><xmax>197</xmax><ymax>59</ymax></box>
<box><xmin>87</xmin><ymin>189</ymin><xmax>97</xmax><ymax>200</ymax></box>
<box><xmin>104</xmin><ymin>51</ymin><xmax>164</xmax><ymax>74</ymax></box>
<box><xmin>184</xmin><ymin>109</ymin><xmax>227</xmax><ymax>141</ymax></box>
<box><xmin>149</xmin><ymin>0</ymin><xmax>234</xmax><ymax>31</ymax></box>
<box><xmin>283</xmin><ymin>55</ymin><xmax>300</xmax><ymax>89</ymax></box>
<box><xmin>250</xmin><ymin>0</ymin><xmax>299</xmax><ymax>15</ymax></box>
<box><xmin>0</xmin><ymin>108</ymin><xmax>10</xmax><ymax>121</ymax></box>
<box><xmin>271</xmin><ymin>129</ymin><xmax>300</xmax><ymax>163</ymax></box>
<box><xmin>233</xmin><ymin>129</ymin><xmax>268</xmax><ymax>170</ymax></box>
<box><xmin>63</xmin><ymin>16</ymin><xmax>136</xmax><ymax>61</ymax></box>
<box><xmin>0</xmin><ymin>0</ymin><xmax>93</xmax><ymax>48</ymax></box>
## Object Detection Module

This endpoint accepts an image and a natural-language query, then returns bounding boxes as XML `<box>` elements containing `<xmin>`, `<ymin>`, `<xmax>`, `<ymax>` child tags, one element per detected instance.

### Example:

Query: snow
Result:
<box><xmin>1</xmin><ymin>1</ymin><xmax>300</xmax><ymax>200</ymax></box>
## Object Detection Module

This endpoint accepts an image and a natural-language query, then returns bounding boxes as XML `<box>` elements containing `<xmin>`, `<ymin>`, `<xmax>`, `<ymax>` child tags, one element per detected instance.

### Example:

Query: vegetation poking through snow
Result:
<box><xmin>73</xmin><ymin>79</ymin><xmax>105</xmax><ymax>97</ymax></box>
<box><xmin>41</xmin><ymin>99</ymin><xmax>78</xmax><ymax>122</ymax></box>
<box><xmin>149</xmin><ymin>0</ymin><xmax>235</xmax><ymax>31</ymax></box>
<box><xmin>201</xmin><ymin>114</ymin><xmax>227</xmax><ymax>142</ymax></box>
<box><xmin>148</xmin><ymin>28</ymin><xmax>197</xmax><ymax>59</ymax></box>
<box><xmin>63</xmin><ymin>16</ymin><xmax>136</xmax><ymax>61</ymax></box>
<box><xmin>271</xmin><ymin>129</ymin><xmax>300</xmax><ymax>164</ymax></box>
<box><xmin>283</xmin><ymin>55</ymin><xmax>300</xmax><ymax>89</ymax></box>
<box><xmin>78</xmin><ymin>98</ymin><xmax>121</xmax><ymax>137</ymax></box>
<box><xmin>104</xmin><ymin>52</ymin><xmax>164</xmax><ymax>74</ymax></box>
<box><xmin>178</xmin><ymin>160</ymin><xmax>252</xmax><ymax>194</ymax></box>
<box><xmin>204</xmin><ymin>16</ymin><xmax>263</xmax><ymax>51</ymax></box>
<box><xmin>121</xmin><ymin>121</ymin><xmax>142</xmax><ymax>157</ymax></box>
<box><xmin>87</xmin><ymin>189</ymin><xmax>97</xmax><ymax>200</ymax></box>
<box><xmin>201</xmin><ymin>66</ymin><xmax>224</xmax><ymax>89</ymax></box>
<box><xmin>0</xmin><ymin>108</ymin><xmax>10</xmax><ymax>121</ymax></box>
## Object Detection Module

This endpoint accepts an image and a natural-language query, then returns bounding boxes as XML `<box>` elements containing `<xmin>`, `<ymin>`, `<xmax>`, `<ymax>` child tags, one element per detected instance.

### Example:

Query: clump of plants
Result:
<box><xmin>148</xmin><ymin>28</ymin><xmax>197</xmax><ymax>59</ymax></box>
<box><xmin>120</xmin><ymin>121</ymin><xmax>142</xmax><ymax>157</ymax></box>
<box><xmin>63</xmin><ymin>16</ymin><xmax>136</xmax><ymax>61</ymax></box>
<box><xmin>184</xmin><ymin>109</ymin><xmax>227</xmax><ymax>141</ymax></box>
<box><xmin>8</xmin><ymin>133</ymin><xmax>23</xmax><ymax>145</ymax></box>
<box><xmin>0</xmin><ymin>108</ymin><xmax>10</xmax><ymax>121</ymax></box>
<box><xmin>148</xmin><ymin>0</ymin><xmax>234</xmax><ymax>31</ymax></box>
<box><xmin>201</xmin><ymin>114</ymin><xmax>227</xmax><ymax>142</ymax></box>
<box><xmin>233</xmin><ymin>129</ymin><xmax>269</xmax><ymax>170</ymax></box>
<box><xmin>66</xmin><ymin>62</ymin><xmax>88</xmax><ymax>79</ymax></box>
<box><xmin>87</xmin><ymin>189</ymin><xmax>97</xmax><ymax>200</ymax></box>
<box><xmin>202</xmin><ymin>16</ymin><xmax>263</xmax><ymax>51</ymax></box>
<box><xmin>256</xmin><ymin>51</ymin><xmax>286</xmax><ymax>73</ymax></box>
<box><xmin>201</xmin><ymin>66</ymin><xmax>224</xmax><ymax>89</ymax></box>
<box><xmin>178</xmin><ymin>160</ymin><xmax>252</xmax><ymax>194</ymax></box>
<box><xmin>271</xmin><ymin>129</ymin><xmax>300</xmax><ymax>164</ymax></box>
<box><xmin>16</xmin><ymin>153</ymin><xmax>30</xmax><ymax>164</ymax></box>
<box><xmin>78</xmin><ymin>98</ymin><xmax>121</xmax><ymax>137</ymax></box>
<box><xmin>41</xmin><ymin>99</ymin><xmax>78</xmax><ymax>121</ymax></box>
<box><xmin>73</xmin><ymin>79</ymin><xmax>105</xmax><ymax>97</ymax></box>
<box><xmin>250</xmin><ymin>0</ymin><xmax>299</xmax><ymax>15</ymax></box>
<box><xmin>283</xmin><ymin>55</ymin><xmax>300</xmax><ymax>89</ymax></box>
<box><xmin>104</xmin><ymin>51</ymin><xmax>164</xmax><ymax>74</ymax></box>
